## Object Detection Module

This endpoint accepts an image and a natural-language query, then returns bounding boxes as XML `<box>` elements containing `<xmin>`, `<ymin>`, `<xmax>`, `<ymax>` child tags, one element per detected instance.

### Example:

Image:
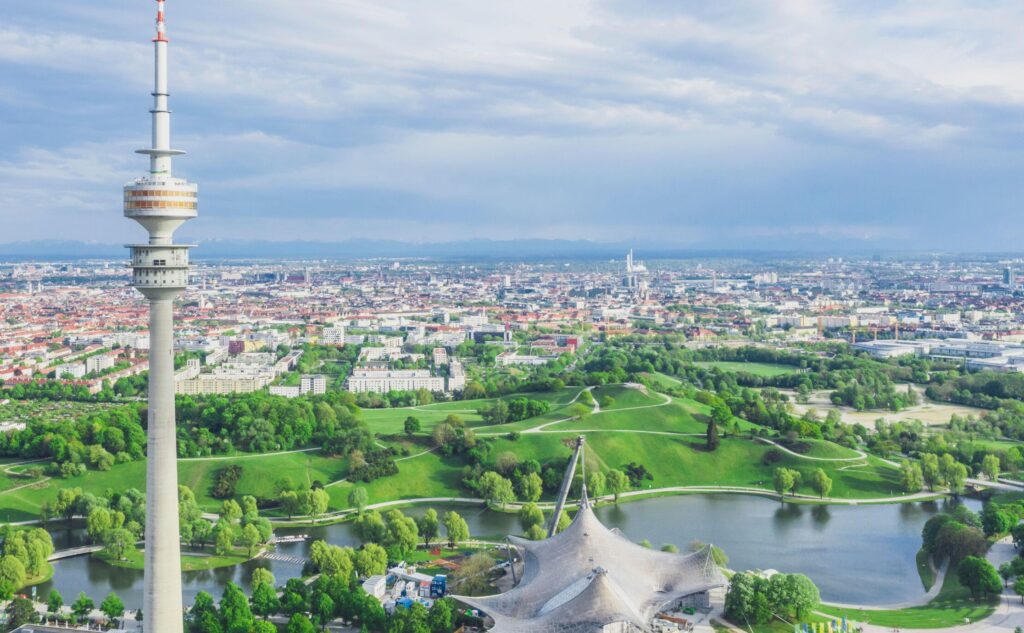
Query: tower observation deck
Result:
<box><xmin>124</xmin><ymin>2</ymin><xmax>193</xmax><ymax>632</ymax></box>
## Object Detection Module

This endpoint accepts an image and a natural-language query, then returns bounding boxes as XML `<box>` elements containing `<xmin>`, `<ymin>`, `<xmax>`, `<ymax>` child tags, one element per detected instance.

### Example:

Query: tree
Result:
<box><xmin>347</xmin><ymin>487</ymin><xmax>369</xmax><ymax>514</ymax></box>
<box><xmin>221</xmin><ymin>499</ymin><xmax>242</xmax><ymax>523</ymax></box>
<box><xmin>921</xmin><ymin>453</ymin><xmax>942</xmax><ymax>491</ymax></box>
<box><xmin>72</xmin><ymin>591</ymin><xmax>95</xmax><ymax>620</ymax></box>
<box><xmin>428</xmin><ymin>598</ymin><xmax>454</xmax><ymax>633</ymax></box>
<box><xmin>781</xmin><ymin>573</ymin><xmax>820</xmax><ymax>620</ymax></box>
<box><xmin>606</xmin><ymin>469</ymin><xmax>629</xmax><ymax>502</ymax></box>
<box><xmin>384</xmin><ymin>509</ymin><xmax>420</xmax><ymax>556</ymax></box>
<box><xmin>556</xmin><ymin>510</ymin><xmax>572</xmax><ymax>533</ymax></box>
<box><xmin>220</xmin><ymin>582</ymin><xmax>256</xmax><ymax>633</ymax></box>
<box><xmin>454</xmin><ymin>552</ymin><xmax>494</xmax><ymax>596</ymax></box>
<box><xmin>661</xmin><ymin>543</ymin><xmax>679</xmax><ymax>553</ymax></box>
<box><xmin>948</xmin><ymin>463</ymin><xmax>969</xmax><ymax>497</ymax></box>
<box><xmin>248</xmin><ymin>568</ymin><xmax>272</xmax><ymax>590</ymax></box>
<box><xmin>706</xmin><ymin>417</ymin><xmax>720</xmax><ymax>451</ymax></box>
<box><xmin>808</xmin><ymin>468</ymin><xmax>832</xmax><ymax>499</ymax></box>
<box><xmin>311</xmin><ymin>592</ymin><xmax>335</xmax><ymax>630</ymax></box>
<box><xmin>519</xmin><ymin>503</ymin><xmax>545</xmax><ymax>531</ymax></box>
<box><xmin>586</xmin><ymin>471</ymin><xmax>606</xmax><ymax>499</ymax></box>
<box><xmin>1013</xmin><ymin>523</ymin><xmax>1024</xmax><ymax>551</ymax></box>
<box><xmin>525</xmin><ymin>524</ymin><xmax>547</xmax><ymax>540</ymax></box>
<box><xmin>958</xmin><ymin>556</ymin><xmax>1002</xmax><ymax>601</ymax></box>
<box><xmin>287</xmin><ymin>613</ymin><xmax>316</xmax><ymax>633</ymax></box>
<box><xmin>6</xmin><ymin>597</ymin><xmax>36</xmax><ymax>630</ymax></box>
<box><xmin>418</xmin><ymin>508</ymin><xmax>440</xmax><ymax>547</ymax></box>
<box><xmin>479</xmin><ymin>471</ymin><xmax>516</xmax><ymax>508</ymax></box>
<box><xmin>983</xmin><ymin>505</ymin><xmax>1017</xmax><ymax>537</ymax></box>
<box><xmin>241</xmin><ymin>523</ymin><xmax>263</xmax><ymax>557</ymax></box>
<box><xmin>1000</xmin><ymin>562</ymin><xmax>1014</xmax><ymax>588</ymax></box>
<box><xmin>100</xmin><ymin>592</ymin><xmax>125</xmax><ymax>622</ymax></box>
<box><xmin>354</xmin><ymin>543</ymin><xmax>388</xmax><ymax>577</ymax></box>
<box><xmin>279</xmin><ymin>490</ymin><xmax>301</xmax><ymax>520</ymax></box>
<box><xmin>443</xmin><ymin>511</ymin><xmax>470</xmax><ymax>548</ymax></box>
<box><xmin>105</xmin><ymin>528</ymin><xmax>134</xmax><ymax>561</ymax></box>
<box><xmin>353</xmin><ymin>510</ymin><xmax>387</xmax><ymax>544</ymax></box>
<box><xmin>404</xmin><ymin>416</ymin><xmax>422</xmax><ymax>436</ymax></box>
<box><xmin>725</xmin><ymin>572</ymin><xmax>771</xmax><ymax>625</ymax></box>
<box><xmin>250</xmin><ymin>582</ymin><xmax>280</xmax><ymax>621</ymax></box>
<box><xmin>309</xmin><ymin>541</ymin><xmax>354</xmax><ymax>578</ymax></box>
<box><xmin>0</xmin><ymin>555</ymin><xmax>26</xmax><ymax>592</ymax></box>
<box><xmin>303</xmin><ymin>488</ymin><xmax>330</xmax><ymax>523</ymax></box>
<box><xmin>215</xmin><ymin>522</ymin><xmax>235</xmax><ymax>556</ymax></box>
<box><xmin>1015</xmin><ymin>576</ymin><xmax>1024</xmax><ymax>603</ymax></box>
<box><xmin>47</xmin><ymin>589</ymin><xmax>64</xmax><ymax>615</ymax></box>
<box><xmin>773</xmin><ymin>467</ymin><xmax>795</xmax><ymax>501</ymax></box>
<box><xmin>983</xmin><ymin>454</ymin><xmax>1002</xmax><ymax>482</ymax></box>
<box><xmin>87</xmin><ymin>507</ymin><xmax>113</xmax><ymax>543</ymax></box>
<box><xmin>900</xmin><ymin>460</ymin><xmax>924</xmax><ymax>494</ymax></box>
<box><xmin>516</xmin><ymin>472</ymin><xmax>543</xmax><ymax>503</ymax></box>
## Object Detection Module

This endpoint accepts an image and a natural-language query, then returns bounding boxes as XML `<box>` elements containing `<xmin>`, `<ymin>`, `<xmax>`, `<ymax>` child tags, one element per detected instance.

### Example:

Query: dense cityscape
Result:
<box><xmin>5</xmin><ymin>250</ymin><xmax>1024</xmax><ymax>631</ymax></box>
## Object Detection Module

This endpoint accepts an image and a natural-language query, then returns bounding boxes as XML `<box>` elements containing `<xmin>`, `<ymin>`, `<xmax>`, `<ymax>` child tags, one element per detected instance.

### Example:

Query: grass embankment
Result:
<box><xmin>96</xmin><ymin>546</ymin><xmax>254</xmax><ymax>571</ymax></box>
<box><xmin>0</xmin><ymin>450</ymin><xmax>348</xmax><ymax>520</ymax></box>
<box><xmin>693</xmin><ymin>361</ymin><xmax>800</xmax><ymax>377</ymax></box>
<box><xmin>916</xmin><ymin>549</ymin><xmax>936</xmax><ymax>591</ymax></box>
<box><xmin>360</xmin><ymin>388</ymin><xmax>584</xmax><ymax>436</ymax></box>
<box><xmin>818</xmin><ymin>570</ymin><xmax>997</xmax><ymax>629</ymax></box>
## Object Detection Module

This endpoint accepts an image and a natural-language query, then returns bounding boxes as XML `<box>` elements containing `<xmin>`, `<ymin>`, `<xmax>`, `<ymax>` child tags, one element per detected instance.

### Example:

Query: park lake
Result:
<box><xmin>35</xmin><ymin>494</ymin><xmax>981</xmax><ymax>609</ymax></box>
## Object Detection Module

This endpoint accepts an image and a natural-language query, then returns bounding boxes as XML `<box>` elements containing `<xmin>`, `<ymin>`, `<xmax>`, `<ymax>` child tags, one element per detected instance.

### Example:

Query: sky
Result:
<box><xmin>1</xmin><ymin>1</ymin><xmax>1023</xmax><ymax>251</ymax></box>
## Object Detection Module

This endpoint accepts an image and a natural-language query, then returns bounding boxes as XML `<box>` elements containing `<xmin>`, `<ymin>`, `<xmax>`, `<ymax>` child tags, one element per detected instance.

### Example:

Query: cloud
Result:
<box><xmin>1</xmin><ymin>0</ymin><xmax>1024</xmax><ymax>248</ymax></box>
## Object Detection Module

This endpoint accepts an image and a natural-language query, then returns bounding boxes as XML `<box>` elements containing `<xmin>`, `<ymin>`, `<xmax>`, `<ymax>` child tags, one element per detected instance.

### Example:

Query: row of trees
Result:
<box><xmin>0</xmin><ymin>526</ymin><xmax>54</xmax><ymax>597</ymax></box>
<box><xmin>351</xmin><ymin>508</ymin><xmax>471</xmax><ymax>558</ymax></box>
<box><xmin>771</xmin><ymin>467</ymin><xmax>833</xmax><ymax>500</ymax></box>
<box><xmin>0</xmin><ymin>405</ymin><xmax>147</xmax><ymax>476</ymax></box>
<box><xmin>724</xmin><ymin>572</ymin><xmax>820</xmax><ymax>625</ymax></box>
<box><xmin>189</xmin><ymin>562</ymin><xmax>460</xmax><ymax>633</ymax></box>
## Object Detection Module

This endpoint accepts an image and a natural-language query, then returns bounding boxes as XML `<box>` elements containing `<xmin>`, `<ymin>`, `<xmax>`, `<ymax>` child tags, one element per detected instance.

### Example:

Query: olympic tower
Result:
<box><xmin>124</xmin><ymin>1</ymin><xmax>194</xmax><ymax>630</ymax></box>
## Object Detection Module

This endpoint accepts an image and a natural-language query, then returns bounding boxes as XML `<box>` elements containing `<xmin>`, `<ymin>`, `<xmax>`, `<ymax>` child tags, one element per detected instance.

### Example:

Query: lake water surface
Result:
<box><xmin>36</xmin><ymin>494</ymin><xmax>980</xmax><ymax>608</ymax></box>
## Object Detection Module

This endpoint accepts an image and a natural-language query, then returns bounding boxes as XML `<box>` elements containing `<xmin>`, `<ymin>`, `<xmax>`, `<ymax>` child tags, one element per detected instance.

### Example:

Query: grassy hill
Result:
<box><xmin>0</xmin><ymin>384</ymin><xmax>917</xmax><ymax>522</ymax></box>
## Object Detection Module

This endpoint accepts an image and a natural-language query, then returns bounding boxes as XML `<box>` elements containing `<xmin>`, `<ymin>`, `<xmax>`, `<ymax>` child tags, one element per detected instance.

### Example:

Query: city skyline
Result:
<box><xmin>2</xmin><ymin>1</ymin><xmax>1024</xmax><ymax>250</ymax></box>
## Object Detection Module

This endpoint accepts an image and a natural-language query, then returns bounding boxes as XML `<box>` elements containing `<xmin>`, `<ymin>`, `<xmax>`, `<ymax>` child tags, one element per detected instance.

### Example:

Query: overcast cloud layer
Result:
<box><xmin>1</xmin><ymin>1</ymin><xmax>1023</xmax><ymax>250</ymax></box>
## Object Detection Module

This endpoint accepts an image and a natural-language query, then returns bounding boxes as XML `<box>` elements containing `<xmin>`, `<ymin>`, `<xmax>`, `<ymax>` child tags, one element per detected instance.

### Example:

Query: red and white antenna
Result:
<box><xmin>154</xmin><ymin>0</ymin><xmax>168</xmax><ymax>42</ymax></box>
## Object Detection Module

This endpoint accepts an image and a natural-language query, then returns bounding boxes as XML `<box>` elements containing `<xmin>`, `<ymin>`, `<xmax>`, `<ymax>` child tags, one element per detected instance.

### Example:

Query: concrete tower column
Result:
<box><xmin>143</xmin><ymin>294</ymin><xmax>184</xmax><ymax>632</ymax></box>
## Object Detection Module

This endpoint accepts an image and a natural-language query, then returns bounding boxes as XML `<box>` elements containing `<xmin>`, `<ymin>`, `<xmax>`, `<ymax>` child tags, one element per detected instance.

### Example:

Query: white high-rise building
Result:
<box><xmin>123</xmin><ymin>3</ymin><xmax>194</xmax><ymax>631</ymax></box>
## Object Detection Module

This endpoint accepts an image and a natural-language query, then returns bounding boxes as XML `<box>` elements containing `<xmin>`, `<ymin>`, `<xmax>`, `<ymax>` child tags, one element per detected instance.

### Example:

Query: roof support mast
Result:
<box><xmin>547</xmin><ymin>435</ymin><xmax>585</xmax><ymax>537</ymax></box>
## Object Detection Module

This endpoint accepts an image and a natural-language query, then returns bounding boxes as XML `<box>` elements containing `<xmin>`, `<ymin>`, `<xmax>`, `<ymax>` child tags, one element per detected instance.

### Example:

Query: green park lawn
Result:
<box><xmin>361</xmin><ymin>407</ymin><xmax>483</xmax><ymax>435</ymax></box>
<box><xmin>416</xmin><ymin>388</ymin><xmax>583</xmax><ymax>412</ymax></box>
<box><xmin>817</xmin><ymin>570</ymin><xmax>997</xmax><ymax>628</ymax></box>
<box><xmin>96</xmin><ymin>546</ymin><xmax>254</xmax><ymax>571</ymax></box>
<box><xmin>362</xmin><ymin>388</ymin><xmax>583</xmax><ymax>435</ymax></box>
<box><xmin>641</xmin><ymin>372</ymin><xmax>683</xmax><ymax>389</ymax></box>
<box><xmin>694</xmin><ymin>361</ymin><xmax>799</xmax><ymax>377</ymax></box>
<box><xmin>779</xmin><ymin>439</ymin><xmax>864</xmax><ymax>460</ymax></box>
<box><xmin>0</xmin><ymin>450</ymin><xmax>348</xmax><ymax>520</ymax></box>
<box><xmin>0</xmin><ymin>384</ymin><xmax>916</xmax><ymax>522</ymax></box>
<box><xmin>590</xmin><ymin>384</ymin><xmax>664</xmax><ymax>409</ymax></box>
<box><xmin>329</xmin><ymin>430</ymin><xmax>902</xmax><ymax>510</ymax></box>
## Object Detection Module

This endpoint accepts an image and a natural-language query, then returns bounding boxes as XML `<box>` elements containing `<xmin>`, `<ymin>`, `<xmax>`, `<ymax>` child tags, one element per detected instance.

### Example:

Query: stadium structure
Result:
<box><xmin>455</xmin><ymin>437</ymin><xmax>726</xmax><ymax>632</ymax></box>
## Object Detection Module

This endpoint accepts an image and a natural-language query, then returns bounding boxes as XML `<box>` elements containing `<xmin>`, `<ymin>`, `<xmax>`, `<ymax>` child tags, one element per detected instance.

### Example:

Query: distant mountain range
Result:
<box><xmin>0</xmin><ymin>238</ymin><xmax>1010</xmax><ymax>261</ymax></box>
<box><xmin>0</xmin><ymin>239</ymin><xmax>634</xmax><ymax>261</ymax></box>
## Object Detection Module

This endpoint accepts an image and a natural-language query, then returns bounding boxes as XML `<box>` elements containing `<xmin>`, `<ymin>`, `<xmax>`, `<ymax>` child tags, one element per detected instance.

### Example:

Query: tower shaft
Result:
<box><xmin>144</xmin><ymin>297</ymin><xmax>184</xmax><ymax>631</ymax></box>
<box><xmin>124</xmin><ymin>2</ymin><xmax>196</xmax><ymax>631</ymax></box>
